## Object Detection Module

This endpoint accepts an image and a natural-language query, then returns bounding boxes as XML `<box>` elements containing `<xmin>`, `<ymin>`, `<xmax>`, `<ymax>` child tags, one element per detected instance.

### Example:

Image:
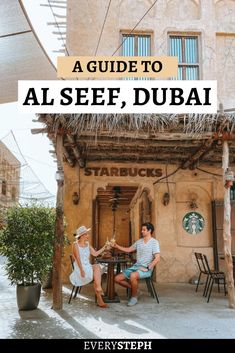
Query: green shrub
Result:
<box><xmin>0</xmin><ymin>204</ymin><xmax>55</xmax><ymax>286</ymax></box>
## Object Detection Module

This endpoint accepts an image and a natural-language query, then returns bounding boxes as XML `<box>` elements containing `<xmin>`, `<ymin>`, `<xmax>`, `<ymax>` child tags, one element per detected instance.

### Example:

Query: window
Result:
<box><xmin>122</xmin><ymin>34</ymin><xmax>151</xmax><ymax>56</ymax></box>
<box><xmin>169</xmin><ymin>35</ymin><xmax>199</xmax><ymax>80</ymax></box>
<box><xmin>122</xmin><ymin>34</ymin><xmax>151</xmax><ymax>80</ymax></box>
<box><xmin>2</xmin><ymin>180</ymin><xmax>6</xmax><ymax>196</ymax></box>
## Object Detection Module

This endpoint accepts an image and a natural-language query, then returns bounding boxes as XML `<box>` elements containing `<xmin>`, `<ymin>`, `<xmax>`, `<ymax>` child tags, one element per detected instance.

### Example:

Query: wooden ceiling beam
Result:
<box><xmin>96</xmin><ymin>185</ymin><xmax>138</xmax><ymax>206</ymax></box>
<box><xmin>86</xmin><ymin>155</ymin><xmax>183</xmax><ymax>162</ymax></box>
<box><xmin>181</xmin><ymin>139</ymin><xmax>216</xmax><ymax>170</ymax></box>
<box><xmin>84</xmin><ymin>151</ymin><xmax>186</xmax><ymax>158</ymax></box>
<box><xmin>85</xmin><ymin>144</ymin><xmax>196</xmax><ymax>151</ymax></box>
<box><xmin>71</xmin><ymin>137</ymin><xmax>201</xmax><ymax>147</ymax></box>
<box><xmin>98</xmin><ymin>193</ymin><xmax>136</xmax><ymax>197</ymax></box>
<box><xmin>63</xmin><ymin>147</ymin><xmax>75</xmax><ymax>167</ymax></box>
<box><xmin>76</xmin><ymin>131</ymin><xmax>214</xmax><ymax>140</ymax></box>
<box><xmin>179</xmin><ymin>122</ymin><xmax>235</xmax><ymax>169</ymax></box>
<box><xmin>81</xmin><ymin>144</ymin><xmax>199</xmax><ymax>152</ymax></box>
<box><xmin>65</xmin><ymin>135</ymin><xmax>85</xmax><ymax>168</ymax></box>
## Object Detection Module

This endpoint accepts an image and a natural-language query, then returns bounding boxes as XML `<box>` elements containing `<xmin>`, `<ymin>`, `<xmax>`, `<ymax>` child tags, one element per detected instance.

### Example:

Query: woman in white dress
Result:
<box><xmin>70</xmin><ymin>225</ymin><xmax>108</xmax><ymax>308</ymax></box>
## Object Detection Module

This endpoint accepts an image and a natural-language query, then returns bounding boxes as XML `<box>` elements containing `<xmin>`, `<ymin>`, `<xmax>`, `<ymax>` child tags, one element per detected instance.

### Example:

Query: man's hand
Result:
<box><xmin>105</xmin><ymin>240</ymin><xmax>111</xmax><ymax>250</ymax></box>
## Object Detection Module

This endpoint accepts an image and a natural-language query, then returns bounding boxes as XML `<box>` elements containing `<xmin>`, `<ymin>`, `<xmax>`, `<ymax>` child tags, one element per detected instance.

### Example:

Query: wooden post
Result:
<box><xmin>222</xmin><ymin>141</ymin><xmax>235</xmax><ymax>308</ymax></box>
<box><xmin>52</xmin><ymin>134</ymin><xmax>64</xmax><ymax>310</ymax></box>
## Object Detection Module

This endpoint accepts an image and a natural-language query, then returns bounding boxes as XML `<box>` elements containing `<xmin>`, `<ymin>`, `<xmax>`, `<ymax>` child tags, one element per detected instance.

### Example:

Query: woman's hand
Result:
<box><xmin>80</xmin><ymin>269</ymin><xmax>85</xmax><ymax>278</ymax></box>
<box><xmin>110</xmin><ymin>238</ymin><xmax>116</xmax><ymax>247</ymax></box>
<box><xmin>105</xmin><ymin>239</ymin><xmax>111</xmax><ymax>250</ymax></box>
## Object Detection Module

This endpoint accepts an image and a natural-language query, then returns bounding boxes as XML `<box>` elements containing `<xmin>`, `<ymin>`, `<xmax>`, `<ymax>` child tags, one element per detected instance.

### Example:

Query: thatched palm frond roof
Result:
<box><xmin>35</xmin><ymin>113</ymin><xmax>235</xmax><ymax>169</ymax></box>
<box><xmin>38</xmin><ymin>113</ymin><xmax>235</xmax><ymax>136</ymax></box>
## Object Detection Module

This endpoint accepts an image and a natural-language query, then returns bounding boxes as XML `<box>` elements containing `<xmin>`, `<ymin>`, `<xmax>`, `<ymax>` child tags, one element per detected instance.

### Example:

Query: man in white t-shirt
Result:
<box><xmin>113</xmin><ymin>222</ymin><xmax>160</xmax><ymax>306</ymax></box>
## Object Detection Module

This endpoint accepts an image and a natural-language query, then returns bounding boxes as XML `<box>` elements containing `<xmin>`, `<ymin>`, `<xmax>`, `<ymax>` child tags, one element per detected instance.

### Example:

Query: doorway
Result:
<box><xmin>94</xmin><ymin>185</ymin><xmax>138</xmax><ymax>248</ymax></box>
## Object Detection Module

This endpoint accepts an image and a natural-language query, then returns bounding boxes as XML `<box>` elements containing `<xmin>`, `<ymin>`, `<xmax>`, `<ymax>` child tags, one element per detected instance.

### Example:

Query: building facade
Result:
<box><xmin>56</xmin><ymin>0</ymin><xmax>235</xmax><ymax>283</ymax></box>
<box><xmin>0</xmin><ymin>141</ymin><xmax>20</xmax><ymax>209</ymax></box>
<box><xmin>67</xmin><ymin>0</ymin><xmax>235</xmax><ymax>109</ymax></box>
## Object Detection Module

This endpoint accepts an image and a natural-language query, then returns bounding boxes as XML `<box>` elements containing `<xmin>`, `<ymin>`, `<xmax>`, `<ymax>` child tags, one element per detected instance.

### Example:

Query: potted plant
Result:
<box><xmin>0</xmin><ymin>204</ymin><xmax>55</xmax><ymax>310</ymax></box>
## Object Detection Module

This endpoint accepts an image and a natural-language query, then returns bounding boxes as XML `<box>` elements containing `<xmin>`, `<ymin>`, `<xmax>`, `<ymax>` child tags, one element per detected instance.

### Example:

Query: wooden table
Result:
<box><xmin>96</xmin><ymin>257</ymin><xmax>128</xmax><ymax>303</ymax></box>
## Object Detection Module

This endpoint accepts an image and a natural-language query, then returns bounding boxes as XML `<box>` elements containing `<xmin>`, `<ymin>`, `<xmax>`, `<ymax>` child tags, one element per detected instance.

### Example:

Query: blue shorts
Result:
<box><xmin>123</xmin><ymin>264</ymin><xmax>152</xmax><ymax>279</ymax></box>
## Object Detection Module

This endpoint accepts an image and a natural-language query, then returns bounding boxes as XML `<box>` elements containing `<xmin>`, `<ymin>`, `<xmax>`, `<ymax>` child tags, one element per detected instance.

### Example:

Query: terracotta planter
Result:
<box><xmin>16</xmin><ymin>283</ymin><xmax>41</xmax><ymax>311</ymax></box>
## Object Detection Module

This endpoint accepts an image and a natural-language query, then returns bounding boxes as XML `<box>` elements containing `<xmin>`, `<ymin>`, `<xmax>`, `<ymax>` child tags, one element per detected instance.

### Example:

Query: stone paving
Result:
<box><xmin>1</xmin><ymin>256</ymin><xmax>235</xmax><ymax>339</ymax></box>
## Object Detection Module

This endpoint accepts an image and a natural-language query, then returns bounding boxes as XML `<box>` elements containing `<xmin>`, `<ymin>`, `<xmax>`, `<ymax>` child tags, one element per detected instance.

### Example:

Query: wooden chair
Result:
<box><xmin>68</xmin><ymin>255</ymin><xmax>81</xmax><ymax>304</ymax></box>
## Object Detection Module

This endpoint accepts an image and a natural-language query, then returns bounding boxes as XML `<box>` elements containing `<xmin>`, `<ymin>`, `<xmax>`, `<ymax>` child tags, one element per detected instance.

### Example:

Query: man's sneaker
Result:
<box><xmin>127</xmin><ymin>297</ymin><xmax>138</xmax><ymax>306</ymax></box>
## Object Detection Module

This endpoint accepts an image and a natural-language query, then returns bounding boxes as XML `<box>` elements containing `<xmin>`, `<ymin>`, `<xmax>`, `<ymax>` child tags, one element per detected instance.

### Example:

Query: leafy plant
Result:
<box><xmin>0</xmin><ymin>204</ymin><xmax>56</xmax><ymax>286</ymax></box>
<box><xmin>0</xmin><ymin>206</ymin><xmax>7</xmax><ymax>229</ymax></box>
<box><xmin>0</xmin><ymin>206</ymin><xmax>7</xmax><ymax>253</ymax></box>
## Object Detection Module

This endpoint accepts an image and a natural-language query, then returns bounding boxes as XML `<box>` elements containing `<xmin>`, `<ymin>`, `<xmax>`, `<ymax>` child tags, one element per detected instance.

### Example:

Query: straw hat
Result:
<box><xmin>75</xmin><ymin>225</ymin><xmax>91</xmax><ymax>239</ymax></box>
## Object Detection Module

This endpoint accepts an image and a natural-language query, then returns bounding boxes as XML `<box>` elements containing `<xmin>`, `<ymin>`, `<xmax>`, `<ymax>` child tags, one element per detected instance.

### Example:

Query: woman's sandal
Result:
<box><xmin>95</xmin><ymin>290</ymin><xmax>108</xmax><ymax>308</ymax></box>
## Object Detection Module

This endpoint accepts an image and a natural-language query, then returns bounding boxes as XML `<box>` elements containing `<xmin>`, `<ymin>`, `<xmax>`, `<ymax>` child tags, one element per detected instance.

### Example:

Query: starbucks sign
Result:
<box><xmin>182</xmin><ymin>212</ymin><xmax>205</xmax><ymax>235</ymax></box>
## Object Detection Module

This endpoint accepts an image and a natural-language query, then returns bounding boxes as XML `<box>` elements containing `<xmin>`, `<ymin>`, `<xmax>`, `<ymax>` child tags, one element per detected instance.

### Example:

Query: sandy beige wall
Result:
<box><xmin>62</xmin><ymin>161</ymin><xmax>226</xmax><ymax>283</ymax></box>
<box><xmin>67</xmin><ymin>0</ymin><xmax>235</xmax><ymax>109</ymax></box>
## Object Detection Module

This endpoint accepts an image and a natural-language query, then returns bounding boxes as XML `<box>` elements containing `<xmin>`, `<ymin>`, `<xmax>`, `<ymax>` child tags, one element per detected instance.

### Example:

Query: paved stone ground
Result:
<box><xmin>1</xmin><ymin>256</ymin><xmax>235</xmax><ymax>339</ymax></box>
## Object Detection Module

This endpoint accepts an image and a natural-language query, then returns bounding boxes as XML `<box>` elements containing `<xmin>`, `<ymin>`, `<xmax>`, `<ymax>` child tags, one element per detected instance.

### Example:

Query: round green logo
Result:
<box><xmin>182</xmin><ymin>212</ymin><xmax>205</xmax><ymax>235</ymax></box>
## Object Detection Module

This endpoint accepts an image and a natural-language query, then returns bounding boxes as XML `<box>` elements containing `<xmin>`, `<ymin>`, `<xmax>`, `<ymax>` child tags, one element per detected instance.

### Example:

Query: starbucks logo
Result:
<box><xmin>182</xmin><ymin>212</ymin><xmax>205</xmax><ymax>235</ymax></box>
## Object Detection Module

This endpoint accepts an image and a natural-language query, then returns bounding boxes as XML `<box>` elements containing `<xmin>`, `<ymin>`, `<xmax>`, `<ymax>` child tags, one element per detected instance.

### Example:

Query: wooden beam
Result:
<box><xmin>52</xmin><ymin>133</ymin><xmax>64</xmax><ymax>310</ymax></box>
<box><xmin>72</xmin><ymin>136</ymin><xmax>201</xmax><ymax>147</ymax></box>
<box><xmin>66</xmin><ymin>134</ymin><xmax>85</xmax><ymax>167</ymax></box>
<box><xmin>82</xmin><ymin>144</ymin><xmax>196</xmax><ymax>152</ymax></box>
<box><xmin>181</xmin><ymin>139</ymin><xmax>215</xmax><ymax>169</ymax></box>
<box><xmin>77</xmin><ymin>131</ymin><xmax>214</xmax><ymax>140</ymax></box>
<box><xmin>85</xmin><ymin>151</ymin><xmax>185</xmax><ymax>159</ymax></box>
<box><xmin>84</xmin><ymin>149</ymin><xmax>194</xmax><ymax>156</ymax></box>
<box><xmin>31</xmin><ymin>128</ymin><xmax>48</xmax><ymax>135</ymax></box>
<box><xmin>222</xmin><ymin>141</ymin><xmax>235</xmax><ymax>309</ymax></box>
<box><xmin>63</xmin><ymin>147</ymin><xmax>75</xmax><ymax>167</ymax></box>
<box><xmin>86</xmin><ymin>156</ymin><xmax>181</xmax><ymax>163</ymax></box>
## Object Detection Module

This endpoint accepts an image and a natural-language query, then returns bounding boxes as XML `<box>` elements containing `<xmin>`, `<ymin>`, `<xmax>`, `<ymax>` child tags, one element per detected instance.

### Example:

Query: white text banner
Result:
<box><xmin>18</xmin><ymin>80</ymin><xmax>217</xmax><ymax>114</ymax></box>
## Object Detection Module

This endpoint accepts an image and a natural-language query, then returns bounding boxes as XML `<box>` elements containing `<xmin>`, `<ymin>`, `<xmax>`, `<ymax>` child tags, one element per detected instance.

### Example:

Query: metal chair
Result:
<box><xmin>144</xmin><ymin>267</ymin><xmax>159</xmax><ymax>303</ymax></box>
<box><xmin>203</xmin><ymin>254</ymin><xmax>227</xmax><ymax>303</ymax></box>
<box><xmin>68</xmin><ymin>255</ymin><xmax>81</xmax><ymax>304</ymax></box>
<box><xmin>194</xmin><ymin>252</ymin><xmax>210</xmax><ymax>295</ymax></box>
<box><xmin>126</xmin><ymin>266</ymin><xmax>160</xmax><ymax>303</ymax></box>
